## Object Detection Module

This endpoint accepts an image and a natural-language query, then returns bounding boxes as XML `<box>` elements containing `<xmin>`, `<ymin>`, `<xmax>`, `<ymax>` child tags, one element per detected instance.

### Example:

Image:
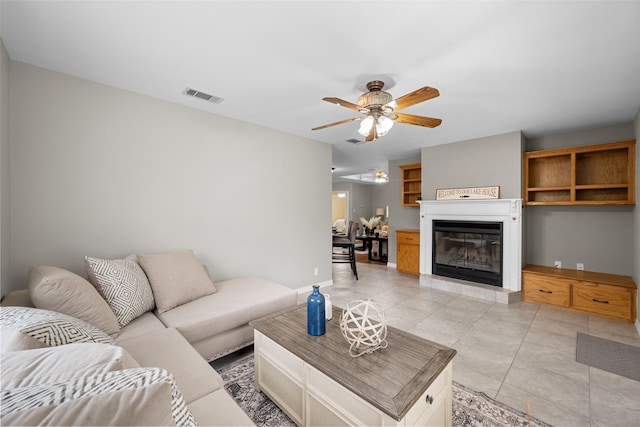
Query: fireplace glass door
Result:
<box><xmin>432</xmin><ymin>220</ymin><xmax>503</xmax><ymax>286</ymax></box>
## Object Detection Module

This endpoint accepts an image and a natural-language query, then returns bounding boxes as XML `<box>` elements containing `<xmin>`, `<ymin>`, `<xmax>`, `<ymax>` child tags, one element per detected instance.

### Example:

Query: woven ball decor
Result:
<box><xmin>339</xmin><ymin>299</ymin><xmax>388</xmax><ymax>358</ymax></box>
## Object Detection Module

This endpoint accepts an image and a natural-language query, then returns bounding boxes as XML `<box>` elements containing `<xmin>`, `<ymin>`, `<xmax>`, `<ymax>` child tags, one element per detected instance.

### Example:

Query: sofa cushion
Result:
<box><xmin>188</xmin><ymin>389</ymin><xmax>255</xmax><ymax>426</ymax></box>
<box><xmin>137</xmin><ymin>250</ymin><xmax>216</xmax><ymax>314</ymax></box>
<box><xmin>28</xmin><ymin>265</ymin><xmax>120</xmax><ymax>337</ymax></box>
<box><xmin>0</xmin><ymin>367</ymin><xmax>196</xmax><ymax>427</ymax></box>
<box><xmin>1</xmin><ymin>343</ymin><xmax>140</xmax><ymax>389</ymax></box>
<box><xmin>157</xmin><ymin>276</ymin><xmax>297</xmax><ymax>344</ymax></box>
<box><xmin>0</xmin><ymin>289</ymin><xmax>35</xmax><ymax>307</ymax></box>
<box><xmin>85</xmin><ymin>255</ymin><xmax>156</xmax><ymax>327</ymax></box>
<box><xmin>115</xmin><ymin>311</ymin><xmax>167</xmax><ymax>343</ymax></box>
<box><xmin>117</xmin><ymin>327</ymin><xmax>223</xmax><ymax>404</ymax></box>
<box><xmin>0</xmin><ymin>306</ymin><xmax>114</xmax><ymax>352</ymax></box>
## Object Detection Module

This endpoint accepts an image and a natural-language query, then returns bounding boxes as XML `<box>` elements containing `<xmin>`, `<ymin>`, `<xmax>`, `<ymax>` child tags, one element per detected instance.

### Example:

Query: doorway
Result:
<box><xmin>332</xmin><ymin>191</ymin><xmax>349</xmax><ymax>230</ymax></box>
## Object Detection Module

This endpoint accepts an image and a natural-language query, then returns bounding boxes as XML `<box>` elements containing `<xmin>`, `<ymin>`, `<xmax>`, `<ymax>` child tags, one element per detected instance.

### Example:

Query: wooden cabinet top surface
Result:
<box><xmin>399</xmin><ymin>163</ymin><xmax>421</xmax><ymax>171</ymax></box>
<box><xmin>250</xmin><ymin>304</ymin><xmax>456</xmax><ymax>421</ymax></box>
<box><xmin>396</xmin><ymin>229</ymin><xmax>420</xmax><ymax>234</ymax></box>
<box><xmin>523</xmin><ymin>264</ymin><xmax>636</xmax><ymax>289</ymax></box>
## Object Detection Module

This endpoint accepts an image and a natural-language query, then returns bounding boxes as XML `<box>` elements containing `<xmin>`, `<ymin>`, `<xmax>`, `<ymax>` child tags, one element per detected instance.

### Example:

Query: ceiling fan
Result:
<box><xmin>312</xmin><ymin>80</ymin><xmax>442</xmax><ymax>142</ymax></box>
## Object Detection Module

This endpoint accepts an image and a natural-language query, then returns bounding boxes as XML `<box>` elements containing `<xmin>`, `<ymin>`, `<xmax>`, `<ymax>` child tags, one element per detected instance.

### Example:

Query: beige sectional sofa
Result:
<box><xmin>0</xmin><ymin>249</ymin><xmax>299</xmax><ymax>426</ymax></box>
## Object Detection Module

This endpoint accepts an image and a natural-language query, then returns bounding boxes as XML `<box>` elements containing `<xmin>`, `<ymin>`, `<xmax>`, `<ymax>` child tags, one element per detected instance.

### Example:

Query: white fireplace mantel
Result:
<box><xmin>419</xmin><ymin>199</ymin><xmax>523</xmax><ymax>292</ymax></box>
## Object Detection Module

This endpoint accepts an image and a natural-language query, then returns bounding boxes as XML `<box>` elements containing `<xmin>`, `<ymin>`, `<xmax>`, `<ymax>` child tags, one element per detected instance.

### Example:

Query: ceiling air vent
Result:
<box><xmin>346</xmin><ymin>138</ymin><xmax>364</xmax><ymax>145</ymax></box>
<box><xmin>183</xmin><ymin>88</ymin><xmax>224</xmax><ymax>104</ymax></box>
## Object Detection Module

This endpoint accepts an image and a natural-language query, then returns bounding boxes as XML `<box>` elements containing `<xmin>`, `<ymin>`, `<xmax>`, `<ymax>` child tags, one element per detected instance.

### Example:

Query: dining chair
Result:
<box><xmin>332</xmin><ymin>220</ymin><xmax>358</xmax><ymax>280</ymax></box>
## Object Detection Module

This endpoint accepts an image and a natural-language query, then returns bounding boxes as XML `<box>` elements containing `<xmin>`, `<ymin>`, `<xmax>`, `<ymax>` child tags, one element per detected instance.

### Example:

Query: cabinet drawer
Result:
<box><xmin>523</xmin><ymin>273</ymin><xmax>571</xmax><ymax>307</ymax></box>
<box><xmin>404</xmin><ymin>363</ymin><xmax>449</xmax><ymax>426</ymax></box>
<box><xmin>397</xmin><ymin>232</ymin><xmax>419</xmax><ymax>244</ymax></box>
<box><xmin>572</xmin><ymin>282</ymin><xmax>633</xmax><ymax>321</ymax></box>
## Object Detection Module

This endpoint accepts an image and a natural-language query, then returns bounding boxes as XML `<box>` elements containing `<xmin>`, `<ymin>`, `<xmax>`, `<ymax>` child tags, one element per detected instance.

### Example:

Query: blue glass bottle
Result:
<box><xmin>307</xmin><ymin>285</ymin><xmax>326</xmax><ymax>336</ymax></box>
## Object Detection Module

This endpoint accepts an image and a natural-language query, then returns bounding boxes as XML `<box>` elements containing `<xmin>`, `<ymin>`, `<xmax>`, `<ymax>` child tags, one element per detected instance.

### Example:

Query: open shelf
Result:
<box><xmin>400</xmin><ymin>164</ymin><xmax>422</xmax><ymax>207</ymax></box>
<box><xmin>524</xmin><ymin>140</ymin><xmax>635</xmax><ymax>206</ymax></box>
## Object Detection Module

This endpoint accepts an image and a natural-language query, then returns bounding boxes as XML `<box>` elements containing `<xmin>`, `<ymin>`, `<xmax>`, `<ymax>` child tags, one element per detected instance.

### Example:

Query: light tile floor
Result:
<box><xmin>322</xmin><ymin>260</ymin><xmax>640</xmax><ymax>427</ymax></box>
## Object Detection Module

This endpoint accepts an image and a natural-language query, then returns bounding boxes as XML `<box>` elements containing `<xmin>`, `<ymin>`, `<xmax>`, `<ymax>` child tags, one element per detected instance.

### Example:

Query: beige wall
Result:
<box><xmin>4</xmin><ymin>61</ymin><xmax>332</xmax><ymax>296</ymax></box>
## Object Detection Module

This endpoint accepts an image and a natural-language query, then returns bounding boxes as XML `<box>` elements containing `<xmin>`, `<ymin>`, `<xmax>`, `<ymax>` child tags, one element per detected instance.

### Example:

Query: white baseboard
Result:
<box><xmin>297</xmin><ymin>280</ymin><xmax>333</xmax><ymax>295</ymax></box>
<box><xmin>636</xmin><ymin>318</ymin><xmax>640</xmax><ymax>336</ymax></box>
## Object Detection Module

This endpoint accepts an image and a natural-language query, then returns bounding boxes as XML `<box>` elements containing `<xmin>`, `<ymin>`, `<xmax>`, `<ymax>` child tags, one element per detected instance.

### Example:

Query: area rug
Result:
<box><xmin>576</xmin><ymin>332</ymin><xmax>640</xmax><ymax>381</ymax></box>
<box><xmin>217</xmin><ymin>353</ymin><xmax>552</xmax><ymax>427</ymax></box>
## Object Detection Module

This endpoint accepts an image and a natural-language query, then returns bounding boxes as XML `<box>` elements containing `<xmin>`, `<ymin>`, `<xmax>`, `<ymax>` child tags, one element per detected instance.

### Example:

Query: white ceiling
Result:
<box><xmin>2</xmin><ymin>1</ymin><xmax>639</xmax><ymax>183</ymax></box>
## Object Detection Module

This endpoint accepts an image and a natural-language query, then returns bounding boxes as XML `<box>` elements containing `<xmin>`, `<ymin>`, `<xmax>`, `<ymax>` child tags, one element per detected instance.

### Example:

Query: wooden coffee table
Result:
<box><xmin>250</xmin><ymin>304</ymin><xmax>456</xmax><ymax>426</ymax></box>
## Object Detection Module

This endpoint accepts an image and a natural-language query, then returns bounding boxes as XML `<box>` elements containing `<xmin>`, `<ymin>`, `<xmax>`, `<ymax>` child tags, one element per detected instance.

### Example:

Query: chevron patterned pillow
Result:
<box><xmin>85</xmin><ymin>255</ymin><xmax>156</xmax><ymax>328</ymax></box>
<box><xmin>1</xmin><ymin>367</ymin><xmax>196</xmax><ymax>427</ymax></box>
<box><xmin>0</xmin><ymin>306</ymin><xmax>115</xmax><ymax>351</ymax></box>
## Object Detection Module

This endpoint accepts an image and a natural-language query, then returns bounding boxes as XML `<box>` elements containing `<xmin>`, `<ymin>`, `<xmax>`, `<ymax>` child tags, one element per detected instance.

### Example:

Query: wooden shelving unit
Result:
<box><xmin>524</xmin><ymin>140</ymin><xmax>636</xmax><ymax>205</ymax></box>
<box><xmin>400</xmin><ymin>163</ymin><xmax>421</xmax><ymax>207</ymax></box>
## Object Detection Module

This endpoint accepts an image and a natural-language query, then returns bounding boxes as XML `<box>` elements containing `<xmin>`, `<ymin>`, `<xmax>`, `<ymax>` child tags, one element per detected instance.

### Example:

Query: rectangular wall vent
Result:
<box><xmin>346</xmin><ymin>138</ymin><xmax>364</xmax><ymax>145</ymax></box>
<box><xmin>183</xmin><ymin>88</ymin><xmax>224</xmax><ymax>104</ymax></box>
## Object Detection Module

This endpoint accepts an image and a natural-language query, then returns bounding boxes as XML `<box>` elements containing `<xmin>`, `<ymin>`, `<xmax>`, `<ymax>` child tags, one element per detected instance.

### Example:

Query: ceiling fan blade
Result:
<box><xmin>394</xmin><ymin>113</ymin><xmax>442</xmax><ymax>128</ymax></box>
<box><xmin>323</xmin><ymin>97</ymin><xmax>361</xmax><ymax>112</ymax></box>
<box><xmin>311</xmin><ymin>117</ymin><xmax>360</xmax><ymax>131</ymax></box>
<box><xmin>365</xmin><ymin>123</ymin><xmax>378</xmax><ymax>142</ymax></box>
<box><xmin>393</xmin><ymin>87</ymin><xmax>439</xmax><ymax>112</ymax></box>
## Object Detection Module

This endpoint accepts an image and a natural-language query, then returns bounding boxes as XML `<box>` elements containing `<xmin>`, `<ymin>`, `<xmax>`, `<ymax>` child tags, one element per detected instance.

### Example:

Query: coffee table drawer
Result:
<box><xmin>404</xmin><ymin>363</ymin><xmax>450</xmax><ymax>426</ymax></box>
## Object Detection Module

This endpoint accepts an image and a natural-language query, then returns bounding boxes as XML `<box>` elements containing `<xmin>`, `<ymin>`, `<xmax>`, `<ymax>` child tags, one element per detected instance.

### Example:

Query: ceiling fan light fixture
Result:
<box><xmin>358</xmin><ymin>116</ymin><xmax>375</xmax><ymax>136</ymax></box>
<box><xmin>375</xmin><ymin>171</ymin><xmax>389</xmax><ymax>183</ymax></box>
<box><xmin>377</xmin><ymin>115</ymin><xmax>394</xmax><ymax>136</ymax></box>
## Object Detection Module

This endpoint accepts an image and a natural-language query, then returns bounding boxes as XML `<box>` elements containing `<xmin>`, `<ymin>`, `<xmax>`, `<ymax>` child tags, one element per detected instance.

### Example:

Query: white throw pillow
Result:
<box><xmin>1</xmin><ymin>367</ymin><xmax>196</xmax><ymax>427</ymax></box>
<box><xmin>0</xmin><ymin>306</ymin><xmax>114</xmax><ymax>352</ymax></box>
<box><xmin>85</xmin><ymin>255</ymin><xmax>155</xmax><ymax>327</ymax></box>
<box><xmin>28</xmin><ymin>265</ymin><xmax>120</xmax><ymax>337</ymax></box>
<box><xmin>1</xmin><ymin>343</ymin><xmax>140</xmax><ymax>389</ymax></box>
<box><xmin>138</xmin><ymin>250</ymin><xmax>216</xmax><ymax>314</ymax></box>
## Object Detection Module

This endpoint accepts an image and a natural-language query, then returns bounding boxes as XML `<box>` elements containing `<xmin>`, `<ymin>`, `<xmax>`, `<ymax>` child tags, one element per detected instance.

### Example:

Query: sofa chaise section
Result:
<box><xmin>157</xmin><ymin>276</ymin><xmax>298</xmax><ymax>361</ymax></box>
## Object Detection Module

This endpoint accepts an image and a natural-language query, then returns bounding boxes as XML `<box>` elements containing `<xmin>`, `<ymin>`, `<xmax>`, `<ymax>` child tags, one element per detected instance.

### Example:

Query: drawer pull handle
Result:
<box><xmin>538</xmin><ymin>289</ymin><xmax>553</xmax><ymax>294</ymax></box>
<box><xmin>592</xmin><ymin>298</ymin><xmax>609</xmax><ymax>304</ymax></box>
<box><xmin>406</xmin><ymin>237</ymin><xmax>414</xmax><ymax>240</ymax></box>
<box><xmin>425</xmin><ymin>395</ymin><xmax>433</xmax><ymax>405</ymax></box>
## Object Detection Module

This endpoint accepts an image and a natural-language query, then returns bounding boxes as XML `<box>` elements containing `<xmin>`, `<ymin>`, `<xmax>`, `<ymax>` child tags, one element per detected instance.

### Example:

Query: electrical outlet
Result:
<box><xmin>554</xmin><ymin>260</ymin><xmax>562</xmax><ymax>268</ymax></box>
<box><xmin>314</xmin><ymin>267</ymin><xmax>319</xmax><ymax>276</ymax></box>
<box><xmin>577</xmin><ymin>263</ymin><xmax>584</xmax><ymax>271</ymax></box>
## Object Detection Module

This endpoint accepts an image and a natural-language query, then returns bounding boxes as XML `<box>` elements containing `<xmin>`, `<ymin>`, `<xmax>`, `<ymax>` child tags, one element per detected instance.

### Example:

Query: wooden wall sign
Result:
<box><xmin>436</xmin><ymin>186</ymin><xmax>500</xmax><ymax>200</ymax></box>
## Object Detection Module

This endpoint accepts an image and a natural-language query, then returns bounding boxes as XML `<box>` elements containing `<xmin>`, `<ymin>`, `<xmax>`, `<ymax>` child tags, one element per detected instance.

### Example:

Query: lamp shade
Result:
<box><xmin>375</xmin><ymin>208</ymin><xmax>385</xmax><ymax>216</ymax></box>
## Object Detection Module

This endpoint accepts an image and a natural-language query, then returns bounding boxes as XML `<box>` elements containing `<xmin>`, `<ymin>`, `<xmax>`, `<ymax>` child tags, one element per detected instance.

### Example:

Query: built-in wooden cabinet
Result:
<box><xmin>396</xmin><ymin>230</ymin><xmax>420</xmax><ymax>276</ymax></box>
<box><xmin>522</xmin><ymin>265</ymin><xmax>637</xmax><ymax>323</ymax></box>
<box><xmin>400</xmin><ymin>164</ymin><xmax>421</xmax><ymax>207</ymax></box>
<box><xmin>524</xmin><ymin>140</ymin><xmax>636</xmax><ymax>205</ymax></box>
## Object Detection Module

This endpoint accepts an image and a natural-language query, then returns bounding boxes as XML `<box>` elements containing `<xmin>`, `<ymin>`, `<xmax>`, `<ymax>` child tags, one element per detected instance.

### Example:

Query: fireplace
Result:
<box><xmin>432</xmin><ymin>220</ymin><xmax>503</xmax><ymax>287</ymax></box>
<box><xmin>419</xmin><ymin>199</ymin><xmax>522</xmax><ymax>292</ymax></box>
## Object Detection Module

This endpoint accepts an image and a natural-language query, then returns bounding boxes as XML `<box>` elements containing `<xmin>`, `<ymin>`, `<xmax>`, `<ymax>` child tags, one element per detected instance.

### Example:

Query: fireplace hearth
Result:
<box><xmin>432</xmin><ymin>220</ymin><xmax>503</xmax><ymax>287</ymax></box>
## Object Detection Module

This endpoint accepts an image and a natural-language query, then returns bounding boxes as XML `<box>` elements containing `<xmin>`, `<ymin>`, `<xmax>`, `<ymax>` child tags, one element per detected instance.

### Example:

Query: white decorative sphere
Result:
<box><xmin>339</xmin><ymin>299</ymin><xmax>388</xmax><ymax>358</ymax></box>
